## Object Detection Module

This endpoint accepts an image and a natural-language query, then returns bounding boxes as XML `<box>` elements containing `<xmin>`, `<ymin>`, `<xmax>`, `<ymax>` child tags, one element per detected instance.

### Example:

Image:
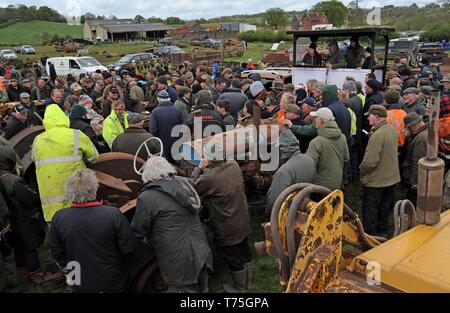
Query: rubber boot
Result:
<box><xmin>244</xmin><ymin>262</ymin><xmax>253</xmax><ymax>291</ymax></box>
<box><xmin>223</xmin><ymin>269</ymin><xmax>247</xmax><ymax>293</ymax></box>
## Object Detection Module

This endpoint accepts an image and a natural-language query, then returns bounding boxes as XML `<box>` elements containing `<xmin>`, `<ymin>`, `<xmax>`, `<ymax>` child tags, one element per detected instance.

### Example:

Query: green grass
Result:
<box><xmin>3</xmin><ymin>180</ymin><xmax>408</xmax><ymax>293</ymax></box>
<box><xmin>225</xmin><ymin>42</ymin><xmax>272</xmax><ymax>63</ymax></box>
<box><xmin>0</xmin><ymin>42</ymin><xmax>156</xmax><ymax>67</ymax></box>
<box><xmin>0</xmin><ymin>41</ymin><xmax>273</xmax><ymax>70</ymax></box>
<box><xmin>0</xmin><ymin>21</ymin><xmax>83</xmax><ymax>46</ymax></box>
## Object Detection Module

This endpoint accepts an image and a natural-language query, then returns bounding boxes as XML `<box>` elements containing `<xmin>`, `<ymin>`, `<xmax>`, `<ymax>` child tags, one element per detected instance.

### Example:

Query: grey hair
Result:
<box><xmin>158</xmin><ymin>97</ymin><xmax>171</xmax><ymax>104</ymax></box>
<box><xmin>142</xmin><ymin>156</ymin><xmax>177</xmax><ymax>183</ymax></box>
<box><xmin>65</xmin><ymin>169</ymin><xmax>99</xmax><ymax>203</ymax></box>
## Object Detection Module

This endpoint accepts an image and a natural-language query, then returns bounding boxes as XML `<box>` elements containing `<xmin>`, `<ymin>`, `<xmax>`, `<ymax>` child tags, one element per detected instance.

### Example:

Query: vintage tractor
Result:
<box><xmin>255</xmin><ymin>91</ymin><xmax>450</xmax><ymax>292</ymax></box>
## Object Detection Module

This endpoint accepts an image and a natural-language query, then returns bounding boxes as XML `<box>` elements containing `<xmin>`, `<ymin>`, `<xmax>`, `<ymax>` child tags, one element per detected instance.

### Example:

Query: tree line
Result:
<box><xmin>0</xmin><ymin>4</ymin><xmax>65</xmax><ymax>23</ymax></box>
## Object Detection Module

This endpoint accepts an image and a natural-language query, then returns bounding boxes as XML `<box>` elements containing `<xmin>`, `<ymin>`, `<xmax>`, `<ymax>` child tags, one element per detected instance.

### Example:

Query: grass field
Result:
<box><xmin>3</xmin><ymin>180</ymin><xmax>407</xmax><ymax>293</ymax></box>
<box><xmin>0</xmin><ymin>41</ymin><xmax>274</xmax><ymax>69</ymax></box>
<box><xmin>225</xmin><ymin>42</ymin><xmax>273</xmax><ymax>63</ymax></box>
<box><xmin>0</xmin><ymin>21</ymin><xmax>83</xmax><ymax>46</ymax></box>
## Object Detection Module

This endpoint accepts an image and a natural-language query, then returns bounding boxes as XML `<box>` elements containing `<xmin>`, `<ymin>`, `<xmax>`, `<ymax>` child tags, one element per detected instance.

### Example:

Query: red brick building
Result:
<box><xmin>291</xmin><ymin>11</ymin><xmax>329</xmax><ymax>31</ymax></box>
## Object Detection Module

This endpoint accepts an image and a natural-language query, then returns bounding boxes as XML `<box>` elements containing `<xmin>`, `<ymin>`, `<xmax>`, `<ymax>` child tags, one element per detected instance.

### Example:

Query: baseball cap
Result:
<box><xmin>250</xmin><ymin>81</ymin><xmax>265</xmax><ymax>98</ymax></box>
<box><xmin>364</xmin><ymin>104</ymin><xmax>387</xmax><ymax>118</ymax></box>
<box><xmin>157</xmin><ymin>90</ymin><xmax>170</xmax><ymax>99</ymax></box>
<box><xmin>14</xmin><ymin>103</ymin><xmax>27</xmax><ymax>114</ymax></box>
<box><xmin>302</xmin><ymin>97</ymin><xmax>317</xmax><ymax>107</ymax></box>
<box><xmin>20</xmin><ymin>92</ymin><xmax>30</xmax><ymax>99</ymax></box>
<box><xmin>310</xmin><ymin>108</ymin><xmax>335</xmax><ymax>121</ymax></box>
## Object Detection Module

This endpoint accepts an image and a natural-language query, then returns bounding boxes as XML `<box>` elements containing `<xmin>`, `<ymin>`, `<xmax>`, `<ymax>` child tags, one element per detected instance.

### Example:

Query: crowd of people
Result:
<box><xmin>0</xmin><ymin>48</ymin><xmax>449</xmax><ymax>293</ymax></box>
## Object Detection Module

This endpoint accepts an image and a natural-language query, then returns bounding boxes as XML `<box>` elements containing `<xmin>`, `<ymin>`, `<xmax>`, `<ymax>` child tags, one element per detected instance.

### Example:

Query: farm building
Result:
<box><xmin>291</xmin><ymin>11</ymin><xmax>329</xmax><ymax>31</ymax></box>
<box><xmin>83</xmin><ymin>19</ymin><xmax>174</xmax><ymax>42</ymax></box>
<box><xmin>219</xmin><ymin>22</ymin><xmax>257</xmax><ymax>33</ymax></box>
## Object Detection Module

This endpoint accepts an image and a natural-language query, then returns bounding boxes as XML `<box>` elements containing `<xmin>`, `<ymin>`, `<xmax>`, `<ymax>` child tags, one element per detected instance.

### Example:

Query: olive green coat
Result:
<box><xmin>360</xmin><ymin>120</ymin><xmax>401</xmax><ymax>188</ymax></box>
<box><xmin>306</xmin><ymin>121</ymin><xmax>349</xmax><ymax>190</ymax></box>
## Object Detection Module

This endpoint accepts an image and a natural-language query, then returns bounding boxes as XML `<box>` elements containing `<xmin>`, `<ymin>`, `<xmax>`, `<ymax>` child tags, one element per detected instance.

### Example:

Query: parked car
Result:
<box><xmin>16</xmin><ymin>45</ymin><xmax>36</xmax><ymax>54</ymax></box>
<box><xmin>107</xmin><ymin>53</ymin><xmax>155</xmax><ymax>72</ymax></box>
<box><xmin>157</xmin><ymin>45</ymin><xmax>185</xmax><ymax>57</ymax></box>
<box><xmin>388</xmin><ymin>37</ymin><xmax>420</xmax><ymax>66</ymax></box>
<box><xmin>0</xmin><ymin>49</ymin><xmax>17</xmax><ymax>60</ymax></box>
<box><xmin>46</xmin><ymin>56</ymin><xmax>108</xmax><ymax>76</ymax></box>
<box><xmin>202</xmin><ymin>38</ymin><xmax>222</xmax><ymax>48</ymax></box>
<box><xmin>417</xmin><ymin>42</ymin><xmax>448</xmax><ymax>64</ymax></box>
<box><xmin>71</xmin><ymin>38</ymin><xmax>94</xmax><ymax>45</ymax></box>
<box><xmin>161</xmin><ymin>37</ymin><xmax>174</xmax><ymax>45</ymax></box>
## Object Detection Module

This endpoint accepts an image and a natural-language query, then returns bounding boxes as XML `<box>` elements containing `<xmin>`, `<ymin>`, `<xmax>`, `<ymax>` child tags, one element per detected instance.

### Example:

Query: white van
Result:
<box><xmin>46</xmin><ymin>57</ymin><xmax>108</xmax><ymax>76</ymax></box>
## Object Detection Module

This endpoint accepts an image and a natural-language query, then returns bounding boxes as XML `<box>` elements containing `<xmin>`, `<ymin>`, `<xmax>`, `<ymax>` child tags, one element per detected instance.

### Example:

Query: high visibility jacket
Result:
<box><xmin>277</xmin><ymin>110</ymin><xmax>285</xmax><ymax>123</ymax></box>
<box><xmin>386</xmin><ymin>109</ymin><xmax>407</xmax><ymax>148</ymax></box>
<box><xmin>357</xmin><ymin>93</ymin><xmax>366</xmax><ymax>108</ymax></box>
<box><xmin>348</xmin><ymin>107</ymin><xmax>357</xmax><ymax>137</ymax></box>
<box><xmin>102</xmin><ymin>110</ymin><xmax>128</xmax><ymax>148</ymax></box>
<box><xmin>32</xmin><ymin>104</ymin><xmax>99</xmax><ymax>222</ymax></box>
<box><xmin>439</xmin><ymin>116</ymin><xmax>450</xmax><ymax>153</ymax></box>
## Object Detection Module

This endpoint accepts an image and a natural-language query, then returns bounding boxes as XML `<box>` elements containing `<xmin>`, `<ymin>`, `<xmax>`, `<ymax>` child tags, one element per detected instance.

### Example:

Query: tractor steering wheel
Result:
<box><xmin>133</xmin><ymin>137</ymin><xmax>164</xmax><ymax>175</ymax></box>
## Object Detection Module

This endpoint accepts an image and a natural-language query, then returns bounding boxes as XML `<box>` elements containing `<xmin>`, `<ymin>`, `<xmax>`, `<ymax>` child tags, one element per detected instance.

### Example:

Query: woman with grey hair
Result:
<box><xmin>132</xmin><ymin>156</ymin><xmax>212</xmax><ymax>293</ymax></box>
<box><xmin>49</xmin><ymin>169</ymin><xmax>137</xmax><ymax>293</ymax></box>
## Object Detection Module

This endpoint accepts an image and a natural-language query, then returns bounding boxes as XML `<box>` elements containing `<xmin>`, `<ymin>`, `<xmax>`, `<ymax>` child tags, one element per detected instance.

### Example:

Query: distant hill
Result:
<box><xmin>0</xmin><ymin>21</ymin><xmax>83</xmax><ymax>46</ymax></box>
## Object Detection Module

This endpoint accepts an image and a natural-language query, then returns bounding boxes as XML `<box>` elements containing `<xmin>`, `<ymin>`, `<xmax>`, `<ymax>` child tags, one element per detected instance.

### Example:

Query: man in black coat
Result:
<box><xmin>148</xmin><ymin>90</ymin><xmax>183</xmax><ymax>163</ymax></box>
<box><xmin>4</xmin><ymin>104</ymin><xmax>32</xmax><ymax>140</ymax></box>
<box><xmin>7</xmin><ymin>79</ymin><xmax>21</xmax><ymax>102</ymax></box>
<box><xmin>112</xmin><ymin>113</ymin><xmax>160</xmax><ymax>160</ymax></box>
<box><xmin>69</xmin><ymin>105</ymin><xmax>108</xmax><ymax>153</ymax></box>
<box><xmin>362</xmin><ymin>79</ymin><xmax>384</xmax><ymax>132</ymax></box>
<box><xmin>50</xmin><ymin>169</ymin><xmax>137</xmax><ymax>293</ymax></box>
<box><xmin>217</xmin><ymin>80</ymin><xmax>248</xmax><ymax>122</ymax></box>
<box><xmin>0</xmin><ymin>190</ymin><xmax>9</xmax><ymax>292</ymax></box>
<box><xmin>0</xmin><ymin>145</ymin><xmax>46</xmax><ymax>284</ymax></box>
<box><xmin>31</xmin><ymin>77</ymin><xmax>52</xmax><ymax>101</ymax></box>
<box><xmin>185</xmin><ymin>90</ymin><xmax>224</xmax><ymax>136</ymax></box>
<box><xmin>19</xmin><ymin>92</ymin><xmax>42</xmax><ymax>126</ymax></box>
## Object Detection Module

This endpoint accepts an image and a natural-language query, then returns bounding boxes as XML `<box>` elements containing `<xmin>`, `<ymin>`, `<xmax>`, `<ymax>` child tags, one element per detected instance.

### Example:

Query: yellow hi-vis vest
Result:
<box><xmin>32</xmin><ymin>104</ymin><xmax>99</xmax><ymax>222</ymax></box>
<box><xmin>102</xmin><ymin>110</ymin><xmax>128</xmax><ymax>148</ymax></box>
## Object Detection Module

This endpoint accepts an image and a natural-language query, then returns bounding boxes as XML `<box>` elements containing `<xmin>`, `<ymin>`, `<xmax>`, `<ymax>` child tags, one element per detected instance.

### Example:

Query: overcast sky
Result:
<box><xmin>1</xmin><ymin>0</ymin><xmax>439</xmax><ymax>20</ymax></box>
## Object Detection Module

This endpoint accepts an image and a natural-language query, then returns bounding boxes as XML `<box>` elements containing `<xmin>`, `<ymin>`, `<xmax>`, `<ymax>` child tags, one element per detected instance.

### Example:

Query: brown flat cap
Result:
<box><xmin>364</xmin><ymin>104</ymin><xmax>387</xmax><ymax>118</ymax></box>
